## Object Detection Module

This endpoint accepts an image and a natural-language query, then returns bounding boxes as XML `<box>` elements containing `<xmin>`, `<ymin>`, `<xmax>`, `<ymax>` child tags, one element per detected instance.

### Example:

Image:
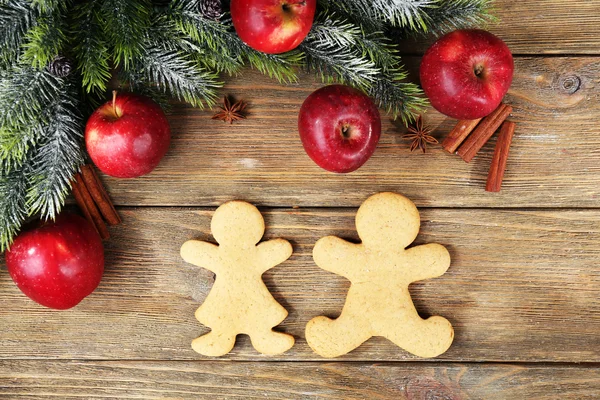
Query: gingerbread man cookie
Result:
<box><xmin>181</xmin><ymin>201</ymin><xmax>294</xmax><ymax>356</ymax></box>
<box><xmin>305</xmin><ymin>192</ymin><xmax>453</xmax><ymax>358</ymax></box>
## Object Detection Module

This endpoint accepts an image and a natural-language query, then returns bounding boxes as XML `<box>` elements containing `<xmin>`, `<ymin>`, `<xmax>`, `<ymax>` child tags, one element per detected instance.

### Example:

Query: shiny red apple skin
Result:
<box><xmin>5</xmin><ymin>213</ymin><xmax>105</xmax><ymax>310</ymax></box>
<box><xmin>86</xmin><ymin>93</ymin><xmax>171</xmax><ymax>178</ymax></box>
<box><xmin>420</xmin><ymin>29</ymin><xmax>514</xmax><ymax>120</ymax></box>
<box><xmin>231</xmin><ymin>0</ymin><xmax>316</xmax><ymax>54</ymax></box>
<box><xmin>298</xmin><ymin>85</ymin><xmax>381</xmax><ymax>173</ymax></box>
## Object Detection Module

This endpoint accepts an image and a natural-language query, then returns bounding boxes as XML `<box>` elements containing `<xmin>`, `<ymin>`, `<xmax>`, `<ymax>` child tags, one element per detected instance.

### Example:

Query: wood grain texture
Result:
<box><xmin>1</xmin><ymin>360</ymin><xmax>599</xmax><ymax>399</ymax></box>
<box><xmin>1</xmin><ymin>3</ymin><xmax>600</xmax><ymax>396</ymax></box>
<box><xmin>98</xmin><ymin>57</ymin><xmax>600</xmax><ymax>208</ymax></box>
<box><xmin>400</xmin><ymin>0</ymin><xmax>600</xmax><ymax>55</ymax></box>
<box><xmin>491</xmin><ymin>0</ymin><xmax>600</xmax><ymax>54</ymax></box>
<box><xmin>1</xmin><ymin>207</ymin><xmax>599</xmax><ymax>362</ymax></box>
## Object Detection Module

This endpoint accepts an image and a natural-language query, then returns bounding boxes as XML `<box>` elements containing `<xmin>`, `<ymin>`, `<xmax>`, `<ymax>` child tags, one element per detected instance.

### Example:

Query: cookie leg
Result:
<box><xmin>248</xmin><ymin>330</ymin><xmax>295</xmax><ymax>355</ymax></box>
<box><xmin>191</xmin><ymin>330</ymin><xmax>237</xmax><ymax>357</ymax></box>
<box><xmin>385</xmin><ymin>316</ymin><xmax>454</xmax><ymax>358</ymax></box>
<box><xmin>305</xmin><ymin>315</ymin><xmax>371</xmax><ymax>358</ymax></box>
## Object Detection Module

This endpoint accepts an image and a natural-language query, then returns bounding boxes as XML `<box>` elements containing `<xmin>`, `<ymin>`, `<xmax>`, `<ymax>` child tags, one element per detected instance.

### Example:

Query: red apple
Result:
<box><xmin>5</xmin><ymin>213</ymin><xmax>104</xmax><ymax>310</ymax></box>
<box><xmin>231</xmin><ymin>0</ymin><xmax>316</xmax><ymax>54</ymax></box>
<box><xmin>298</xmin><ymin>85</ymin><xmax>381</xmax><ymax>173</ymax></box>
<box><xmin>420</xmin><ymin>29</ymin><xmax>514</xmax><ymax>120</ymax></box>
<box><xmin>86</xmin><ymin>92</ymin><xmax>171</xmax><ymax>178</ymax></box>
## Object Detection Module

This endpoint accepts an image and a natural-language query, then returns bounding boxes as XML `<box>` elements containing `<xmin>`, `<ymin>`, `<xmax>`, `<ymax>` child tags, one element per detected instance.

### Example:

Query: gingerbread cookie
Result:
<box><xmin>181</xmin><ymin>201</ymin><xmax>294</xmax><ymax>356</ymax></box>
<box><xmin>305</xmin><ymin>192</ymin><xmax>453</xmax><ymax>358</ymax></box>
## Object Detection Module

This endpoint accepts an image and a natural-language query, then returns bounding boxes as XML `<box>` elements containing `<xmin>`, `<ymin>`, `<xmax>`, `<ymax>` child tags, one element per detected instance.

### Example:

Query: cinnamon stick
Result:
<box><xmin>486</xmin><ymin>121</ymin><xmax>516</xmax><ymax>192</ymax></box>
<box><xmin>442</xmin><ymin>118</ymin><xmax>482</xmax><ymax>153</ymax></box>
<box><xmin>457</xmin><ymin>103</ymin><xmax>513</xmax><ymax>163</ymax></box>
<box><xmin>71</xmin><ymin>182</ymin><xmax>96</xmax><ymax>233</ymax></box>
<box><xmin>80</xmin><ymin>165</ymin><xmax>121</xmax><ymax>225</ymax></box>
<box><xmin>72</xmin><ymin>172</ymin><xmax>110</xmax><ymax>240</ymax></box>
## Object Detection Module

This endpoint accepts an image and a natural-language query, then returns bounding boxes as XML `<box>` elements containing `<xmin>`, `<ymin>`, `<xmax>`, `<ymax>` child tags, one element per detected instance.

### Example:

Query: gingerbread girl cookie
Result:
<box><xmin>305</xmin><ymin>192</ymin><xmax>453</xmax><ymax>358</ymax></box>
<box><xmin>181</xmin><ymin>201</ymin><xmax>294</xmax><ymax>356</ymax></box>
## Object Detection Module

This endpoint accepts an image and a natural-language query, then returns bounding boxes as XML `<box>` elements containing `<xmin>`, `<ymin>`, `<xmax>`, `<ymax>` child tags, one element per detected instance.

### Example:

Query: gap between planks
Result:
<box><xmin>3</xmin><ymin>359</ymin><xmax>600</xmax><ymax>367</ymax></box>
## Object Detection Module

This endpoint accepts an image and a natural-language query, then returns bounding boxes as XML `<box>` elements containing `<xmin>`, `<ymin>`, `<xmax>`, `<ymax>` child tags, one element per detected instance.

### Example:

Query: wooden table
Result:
<box><xmin>2</xmin><ymin>1</ymin><xmax>600</xmax><ymax>398</ymax></box>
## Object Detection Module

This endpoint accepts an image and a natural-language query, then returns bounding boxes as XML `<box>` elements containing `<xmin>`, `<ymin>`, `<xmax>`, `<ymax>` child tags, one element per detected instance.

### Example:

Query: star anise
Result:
<box><xmin>403</xmin><ymin>115</ymin><xmax>438</xmax><ymax>153</ymax></box>
<box><xmin>212</xmin><ymin>96</ymin><xmax>247</xmax><ymax>124</ymax></box>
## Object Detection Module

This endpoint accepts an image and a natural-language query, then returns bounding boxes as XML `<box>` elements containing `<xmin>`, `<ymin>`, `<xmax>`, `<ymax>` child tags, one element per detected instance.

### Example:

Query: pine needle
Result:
<box><xmin>22</xmin><ymin>9</ymin><xmax>67</xmax><ymax>69</ymax></box>
<box><xmin>300</xmin><ymin>16</ymin><xmax>379</xmax><ymax>90</ymax></box>
<box><xmin>0</xmin><ymin>0</ymin><xmax>39</xmax><ymax>69</ymax></box>
<box><xmin>425</xmin><ymin>0</ymin><xmax>496</xmax><ymax>36</ymax></box>
<box><xmin>26</xmin><ymin>79</ymin><xmax>84</xmax><ymax>220</ymax></box>
<box><xmin>0</xmin><ymin>160</ymin><xmax>30</xmax><ymax>251</ymax></box>
<box><xmin>99</xmin><ymin>0</ymin><xmax>151</xmax><ymax>69</ymax></box>
<box><xmin>141</xmin><ymin>42</ymin><xmax>220</xmax><ymax>108</ymax></box>
<box><xmin>0</xmin><ymin>67</ymin><xmax>63</xmax><ymax>171</ymax></box>
<box><xmin>72</xmin><ymin>1</ymin><xmax>111</xmax><ymax>93</ymax></box>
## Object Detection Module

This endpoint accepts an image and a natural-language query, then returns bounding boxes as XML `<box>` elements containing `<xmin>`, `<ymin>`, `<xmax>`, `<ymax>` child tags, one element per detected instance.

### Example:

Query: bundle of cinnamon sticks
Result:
<box><xmin>71</xmin><ymin>165</ymin><xmax>121</xmax><ymax>239</ymax></box>
<box><xmin>442</xmin><ymin>103</ymin><xmax>516</xmax><ymax>192</ymax></box>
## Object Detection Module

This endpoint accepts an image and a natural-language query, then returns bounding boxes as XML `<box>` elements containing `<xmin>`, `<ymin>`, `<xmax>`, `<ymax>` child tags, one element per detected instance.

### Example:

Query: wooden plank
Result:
<box><xmin>99</xmin><ymin>57</ymin><xmax>600</xmax><ymax>208</ymax></box>
<box><xmin>491</xmin><ymin>0</ymin><xmax>600</xmax><ymax>54</ymax></box>
<box><xmin>1</xmin><ymin>207</ymin><xmax>599</xmax><ymax>362</ymax></box>
<box><xmin>1</xmin><ymin>360</ymin><xmax>599</xmax><ymax>399</ymax></box>
<box><xmin>400</xmin><ymin>0</ymin><xmax>600</xmax><ymax>55</ymax></box>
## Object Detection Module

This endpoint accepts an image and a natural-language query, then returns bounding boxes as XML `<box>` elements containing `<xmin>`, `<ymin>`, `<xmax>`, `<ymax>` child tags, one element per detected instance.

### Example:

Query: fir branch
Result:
<box><xmin>0</xmin><ymin>74</ymin><xmax>83</xmax><ymax>248</ymax></box>
<box><xmin>99</xmin><ymin>0</ymin><xmax>151</xmax><ymax>69</ymax></box>
<box><xmin>320</xmin><ymin>0</ymin><xmax>436</xmax><ymax>31</ymax></box>
<box><xmin>26</xmin><ymin>78</ymin><xmax>84</xmax><ymax>220</ymax></box>
<box><xmin>72</xmin><ymin>1</ymin><xmax>111</xmax><ymax>93</ymax></box>
<box><xmin>163</xmin><ymin>5</ymin><xmax>300</xmax><ymax>83</ymax></box>
<box><xmin>316</xmin><ymin>0</ymin><xmax>384</xmax><ymax>32</ymax></box>
<box><xmin>214</xmin><ymin>20</ymin><xmax>301</xmax><ymax>83</ymax></box>
<box><xmin>102</xmin><ymin>0</ymin><xmax>151</xmax><ymax>64</ymax></box>
<box><xmin>191</xmin><ymin>36</ymin><xmax>243</xmax><ymax>75</ymax></box>
<box><xmin>369</xmin><ymin>74</ymin><xmax>427</xmax><ymax>124</ymax></box>
<box><xmin>424</xmin><ymin>0</ymin><xmax>495</xmax><ymax>36</ymax></box>
<box><xmin>31</xmin><ymin>0</ymin><xmax>63</xmax><ymax>13</ymax></box>
<box><xmin>370</xmin><ymin>0</ymin><xmax>436</xmax><ymax>30</ymax></box>
<box><xmin>353</xmin><ymin>31</ymin><xmax>402</xmax><ymax>74</ymax></box>
<box><xmin>0</xmin><ymin>66</ymin><xmax>62</xmax><ymax>129</ymax></box>
<box><xmin>0</xmin><ymin>68</ymin><xmax>64</xmax><ymax>173</ymax></box>
<box><xmin>141</xmin><ymin>42</ymin><xmax>220</xmax><ymax>108</ymax></box>
<box><xmin>22</xmin><ymin>8</ymin><xmax>67</xmax><ymax>69</ymax></box>
<box><xmin>0</xmin><ymin>159</ymin><xmax>30</xmax><ymax>252</ymax></box>
<box><xmin>0</xmin><ymin>0</ymin><xmax>39</xmax><ymax>69</ymax></box>
<box><xmin>168</xmin><ymin>0</ymin><xmax>229</xmax><ymax>53</ymax></box>
<box><xmin>242</xmin><ymin>46</ymin><xmax>302</xmax><ymax>84</ymax></box>
<box><xmin>151</xmin><ymin>8</ymin><xmax>243</xmax><ymax>75</ymax></box>
<box><xmin>0</xmin><ymin>122</ymin><xmax>44</xmax><ymax>173</ymax></box>
<box><xmin>118</xmin><ymin>68</ymin><xmax>173</xmax><ymax>112</ymax></box>
<box><xmin>299</xmin><ymin>16</ymin><xmax>378</xmax><ymax>90</ymax></box>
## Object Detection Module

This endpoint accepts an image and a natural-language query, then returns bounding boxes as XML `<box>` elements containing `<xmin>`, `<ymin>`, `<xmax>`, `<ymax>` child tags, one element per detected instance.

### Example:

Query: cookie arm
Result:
<box><xmin>313</xmin><ymin>236</ymin><xmax>363</xmax><ymax>280</ymax></box>
<box><xmin>180</xmin><ymin>240</ymin><xmax>222</xmax><ymax>273</ymax></box>
<box><xmin>405</xmin><ymin>243</ymin><xmax>451</xmax><ymax>282</ymax></box>
<box><xmin>255</xmin><ymin>239</ymin><xmax>293</xmax><ymax>274</ymax></box>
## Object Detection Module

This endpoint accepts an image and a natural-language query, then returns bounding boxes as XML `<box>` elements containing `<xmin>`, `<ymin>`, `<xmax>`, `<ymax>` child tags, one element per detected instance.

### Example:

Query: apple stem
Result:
<box><xmin>112</xmin><ymin>90</ymin><xmax>117</xmax><ymax>113</ymax></box>
<box><xmin>341</xmin><ymin>124</ymin><xmax>352</xmax><ymax>139</ymax></box>
<box><xmin>474</xmin><ymin>64</ymin><xmax>485</xmax><ymax>78</ymax></box>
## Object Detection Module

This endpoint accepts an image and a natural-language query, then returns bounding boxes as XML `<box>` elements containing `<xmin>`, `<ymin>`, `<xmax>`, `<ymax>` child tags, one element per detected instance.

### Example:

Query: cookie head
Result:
<box><xmin>355</xmin><ymin>192</ymin><xmax>420</xmax><ymax>250</ymax></box>
<box><xmin>211</xmin><ymin>201</ymin><xmax>265</xmax><ymax>247</ymax></box>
